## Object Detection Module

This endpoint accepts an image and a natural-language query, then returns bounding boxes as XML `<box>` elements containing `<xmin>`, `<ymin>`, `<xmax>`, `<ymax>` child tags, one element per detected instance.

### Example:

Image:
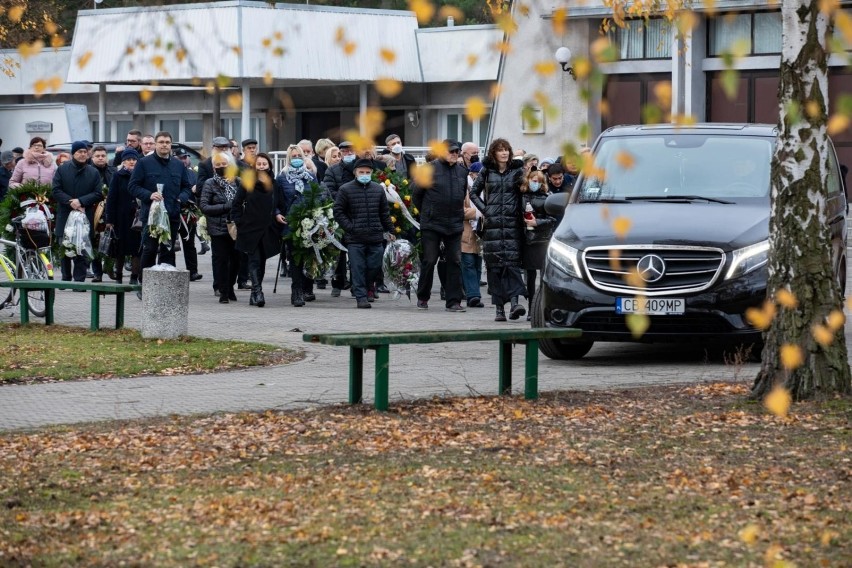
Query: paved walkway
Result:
<box><xmin>0</xmin><ymin>252</ymin><xmax>757</xmax><ymax>431</ymax></box>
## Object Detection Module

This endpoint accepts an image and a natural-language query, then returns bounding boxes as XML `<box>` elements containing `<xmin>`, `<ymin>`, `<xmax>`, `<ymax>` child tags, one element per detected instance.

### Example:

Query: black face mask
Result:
<box><xmin>470</xmin><ymin>155</ymin><xmax>480</xmax><ymax>164</ymax></box>
<box><xmin>215</xmin><ymin>167</ymin><xmax>227</xmax><ymax>177</ymax></box>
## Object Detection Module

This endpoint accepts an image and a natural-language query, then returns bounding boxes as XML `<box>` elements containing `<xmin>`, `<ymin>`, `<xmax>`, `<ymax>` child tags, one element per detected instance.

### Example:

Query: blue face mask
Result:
<box><xmin>357</xmin><ymin>174</ymin><xmax>372</xmax><ymax>184</ymax></box>
<box><xmin>343</xmin><ymin>154</ymin><xmax>356</xmax><ymax>164</ymax></box>
<box><xmin>290</xmin><ymin>158</ymin><xmax>304</xmax><ymax>169</ymax></box>
<box><xmin>529</xmin><ymin>181</ymin><xmax>541</xmax><ymax>192</ymax></box>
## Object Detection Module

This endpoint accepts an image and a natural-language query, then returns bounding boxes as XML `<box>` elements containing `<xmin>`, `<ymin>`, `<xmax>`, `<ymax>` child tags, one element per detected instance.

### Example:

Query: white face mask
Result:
<box><xmin>391</xmin><ymin>144</ymin><xmax>403</xmax><ymax>155</ymax></box>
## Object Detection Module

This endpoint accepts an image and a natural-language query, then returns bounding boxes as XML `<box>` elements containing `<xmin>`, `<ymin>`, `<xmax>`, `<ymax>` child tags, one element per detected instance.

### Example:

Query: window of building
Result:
<box><xmin>158</xmin><ymin>119</ymin><xmax>180</xmax><ymax>138</ymax></box>
<box><xmin>441</xmin><ymin>110</ymin><xmax>490</xmax><ymax>147</ymax></box>
<box><xmin>709</xmin><ymin>11</ymin><xmax>782</xmax><ymax>56</ymax></box>
<box><xmin>184</xmin><ymin>119</ymin><xmax>203</xmax><ymax>144</ymax></box>
<box><xmin>220</xmin><ymin>116</ymin><xmax>265</xmax><ymax>150</ymax></box>
<box><xmin>606</xmin><ymin>18</ymin><xmax>672</xmax><ymax>60</ymax></box>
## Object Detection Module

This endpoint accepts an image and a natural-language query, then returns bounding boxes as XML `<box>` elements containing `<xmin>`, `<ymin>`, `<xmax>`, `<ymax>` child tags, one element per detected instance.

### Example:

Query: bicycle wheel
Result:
<box><xmin>0</xmin><ymin>255</ymin><xmax>15</xmax><ymax>310</ymax></box>
<box><xmin>20</xmin><ymin>249</ymin><xmax>50</xmax><ymax>317</ymax></box>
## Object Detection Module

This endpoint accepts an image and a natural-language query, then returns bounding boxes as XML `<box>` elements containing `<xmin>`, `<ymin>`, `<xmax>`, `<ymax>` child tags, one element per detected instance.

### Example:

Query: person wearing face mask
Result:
<box><xmin>105</xmin><ymin>148</ymin><xmax>143</xmax><ymax>284</ymax></box>
<box><xmin>382</xmin><ymin>134</ymin><xmax>416</xmax><ymax>181</ymax></box>
<box><xmin>275</xmin><ymin>145</ymin><xmax>321</xmax><ymax>307</ymax></box>
<box><xmin>460</xmin><ymin>142</ymin><xmax>480</xmax><ymax>170</ymax></box>
<box><xmin>333</xmin><ymin>158</ymin><xmax>395</xmax><ymax>309</ymax></box>
<box><xmin>521</xmin><ymin>169</ymin><xmax>557</xmax><ymax>320</ymax></box>
<box><xmin>201</xmin><ymin>152</ymin><xmax>242</xmax><ymax>304</ymax></box>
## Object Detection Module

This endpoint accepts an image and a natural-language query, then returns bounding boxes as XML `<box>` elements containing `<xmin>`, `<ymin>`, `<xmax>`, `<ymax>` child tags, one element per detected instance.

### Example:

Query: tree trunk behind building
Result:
<box><xmin>753</xmin><ymin>0</ymin><xmax>851</xmax><ymax>400</ymax></box>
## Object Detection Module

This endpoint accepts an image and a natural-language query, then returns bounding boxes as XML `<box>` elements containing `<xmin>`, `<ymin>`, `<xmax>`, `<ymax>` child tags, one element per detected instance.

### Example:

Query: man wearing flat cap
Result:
<box><xmin>241</xmin><ymin>139</ymin><xmax>258</xmax><ymax>167</ymax></box>
<box><xmin>52</xmin><ymin>140</ymin><xmax>104</xmax><ymax>282</ymax></box>
<box><xmin>197</xmin><ymin>136</ymin><xmax>233</xmax><ymax>195</ymax></box>
<box><xmin>333</xmin><ymin>158</ymin><xmax>395</xmax><ymax>309</ymax></box>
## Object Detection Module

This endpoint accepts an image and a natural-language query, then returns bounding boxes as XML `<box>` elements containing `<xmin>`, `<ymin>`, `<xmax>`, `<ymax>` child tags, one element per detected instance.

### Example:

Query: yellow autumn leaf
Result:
<box><xmin>675</xmin><ymin>10</ymin><xmax>698</xmax><ymax>35</ymax></box>
<box><xmin>780</xmin><ymin>344</ymin><xmax>804</xmax><ymax>370</ymax></box>
<box><xmin>608</xmin><ymin>249</ymin><xmax>622</xmax><ymax>272</ymax></box>
<box><xmin>227</xmin><ymin>93</ymin><xmax>243</xmax><ymax>109</ymax></box>
<box><xmin>626</xmin><ymin>313</ymin><xmax>650</xmax><ymax>339</ymax></box>
<box><xmin>836</xmin><ymin>10</ymin><xmax>852</xmax><ymax>44</ymax></box>
<box><xmin>745</xmin><ymin>300</ymin><xmax>777</xmax><ymax>330</ymax></box>
<box><xmin>465</xmin><ymin>97</ymin><xmax>487</xmax><ymax>121</ymax></box>
<box><xmin>205</xmin><ymin>81</ymin><xmax>216</xmax><ymax>94</ymax></box>
<box><xmin>428</xmin><ymin>139</ymin><xmax>449</xmax><ymax>158</ymax></box>
<box><xmin>139</xmin><ymin>89</ymin><xmax>153</xmax><ymax>103</ymax></box>
<box><xmin>612</xmin><ymin>216</ymin><xmax>632</xmax><ymax>239</ymax></box>
<box><xmin>615</xmin><ymin>150</ymin><xmax>635</xmax><ymax>170</ymax></box>
<box><xmin>45</xmin><ymin>20</ymin><xmax>58</xmax><ymax>34</ymax></box>
<box><xmin>356</xmin><ymin>107</ymin><xmax>385</xmax><ymax>138</ymax></box>
<box><xmin>437</xmin><ymin>6</ymin><xmax>464</xmax><ymax>23</ymax></box>
<box><xmin>653</xmin><ymin>82</ymin><xmax>673</xmax><ymax>108</ymax></box>
<box><xmin>379</xmin><ymin>48</ymin><xmax>396</xmax><ymax>64</ymax></box>
<box><xmin>494</xmin><ymin>13</ymin><xmax>518</xmax><ymax>36</ymax></box>
<box><xmin>552</xmin><ymin>7</ymin><xmax>568</xmax><ymax>36</ymax></box>
<box><xmin>343</xmin><ymin>41</ymin><xmax>357</xmax><ymax>56</ymax></box>
<box><xmin>775</xmin><ymin>288</ymin><xmax>798</xmax><ymax>309</ymax></box>
<box><xmin>764</xmin><ymin>385</ymin><xmax>792</xmax><ymax>418</ymax></box>
<box><xmin>217</xmin><ymin>74</ymin><xmax>232</xmax><ymax>88</ymax></box>
<box><xmin>47</xmin><ymin>75</ymin><xmax>62</xmax><ymax>92</ymax></box>
<box><xmin>335</xmin><ymin>27</ymin><xmax>345</xmax><ymax>43</ymax></box>
<box><xmin>50</xmin><ymin>35</ymin><xmax>64</xmax><ymax>49</ymax></box>
<box><xmin>176</xmin><ymin>48</ymin><xmax>186</xmax><ymax>63</ymax></box>
<box><xmin>263</xmin><ymin>71</ymin><xmax>273</xmax><ymax>86</ymax></box>
<box><xmin>151</xmin><ymin>55</ymin><xmax>165</xmax><ymax>69</ymax></box>
<box><xmin>273</xmin><ymin>31</ymin><xmax>283</xmax><ymax>41</ymax></box>
<box><xmin>262</xmin><ymin>37</ymin><xmax>272</xmax><ymax>48</ymax></box>
<box><xmin>533</xmin><ymin>61</ymin><xmax>557</xmax><ymax>77</ymax></box>
<box><xmin>18</xmin><ymin>40</ymin><xmax>44</xmax><ymax>60</ymax></box>
<box><xmin>466</xmin><ymin>54</ymin><xmax>479</xmax><ymax>67</ymax></box>
<box><xmin>826</xmin><ymin>309</ymin><xmax>845</xmax><ymax>331</ymax></box>
<box><xmin>409</xmin><ymin>0</ymin><xmax>435</xmax><ymax>25</ymax></box>
<box><xmin>240</xmin><ymin>167</ymin><xmax>256</xmax><ymax>191</ymax></box>
<box><xmin>811</xmin><ymin>324</ymin><xmax>834</xmax><ymax>347</ymax></box>
<box><xmin>827</xmin><ymin>114</ymin><xmax>850</xmax><ymax>136</ymax></box>
<box><xmin>77</xmin><ymin>50</ymin><xmax>93</xmax><ymax>69</ymax></box>
<box><xmin>412</xmin><ymin>162</ymin><xmax>434</xmax><ymax>188</ymax></box>
<box><xmin>33</xmin><ymin>79</ymin><xmax>48</xmax><ymax>97</ymax></box>
<box><xmin>572</xmin><ymin>58</ymin><xmax>592</xmax><ymax>80</ymax></box>
<box><xmin>820</xmin><ymin>530</ymin><xmax>839</xmax><ymax>547</ymax></box>
<box><xmin>493</xmin><ymin>41</ymin><xmax>512</xmax><ymax>55</ymax></box>
<box><xmin>8</xmin><ymin>5</ymin><xmax>25</xmax><ymax>23</ymax></box>
<box><xmin>375</xmin><ymin>78</ymin><xmax>403</xmax><ymax>98</ymax></box>
<box><xmin>599</xmin><ymin>99</ymin><xmax>611</xmax><ymax>118</ymax></box>
<box><xmin>625</xmin><ymin>268</ymin><xmax>645</xmax><ymax>290</ymax></box>
<box><xmin>489</xmin><ymin>83</ymin><xmax>503</xmax><ymax>99</ymax></box>
<box><xmin>805</xmin><ymin>100</ymin><xmax>821</xmax><ymax>118</ymax></box>
<box><xmin>739</xmin><ymin>523</ymin><xmax>760</xmax><ymax>545</ymax></box>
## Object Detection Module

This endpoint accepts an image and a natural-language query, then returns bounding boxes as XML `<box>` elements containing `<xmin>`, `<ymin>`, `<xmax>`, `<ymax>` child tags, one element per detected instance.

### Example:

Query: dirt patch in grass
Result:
<box><xmin>1</xmin><ymin>382</ymin><xmax>849</xmax><ymax>566</ymax></box>
<box><xmin>1</xmin><ymin>324</ymin><xmax>301</xmax><ymax>385</ymax></box>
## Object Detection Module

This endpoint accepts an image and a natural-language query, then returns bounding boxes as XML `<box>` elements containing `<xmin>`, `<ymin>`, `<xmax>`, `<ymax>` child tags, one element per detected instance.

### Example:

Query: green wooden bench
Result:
<box><xmin>0</xmin><ymin>279</ymin><xmax>141</xmax><ymax>331</ymax></box>
<box><xmin>303</xmin><ymin>328</ymin><xmax>583</xmax><ymax>411</ymax></box>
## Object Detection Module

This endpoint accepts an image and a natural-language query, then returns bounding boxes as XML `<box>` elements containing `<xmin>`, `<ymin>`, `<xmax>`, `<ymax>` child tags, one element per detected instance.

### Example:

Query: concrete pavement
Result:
<box><xmin>0</xmin><ymin>251</ymin><xmax>758</xmax><ymax>431</ymax></box>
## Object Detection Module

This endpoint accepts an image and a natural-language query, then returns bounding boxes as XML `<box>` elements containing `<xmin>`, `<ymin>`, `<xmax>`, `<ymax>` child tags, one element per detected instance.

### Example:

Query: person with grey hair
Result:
<box><xmin>0</xmin><ymin>150</ymin><xmax>15</xmax><ymax>200</ymax></box>
<box><xmin>460</xmin><ymin>142</ymin><xmax>480</xmax><ymax>170</ymax></box>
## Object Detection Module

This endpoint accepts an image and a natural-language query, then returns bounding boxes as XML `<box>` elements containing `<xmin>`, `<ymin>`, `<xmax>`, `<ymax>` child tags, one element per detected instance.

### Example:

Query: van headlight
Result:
<box><xmin>726</xmin><ymin>240</ymin><xmax>769</xmax><ymax>280</ymax></box>
<box><xmin>547</xmin><ymin>240</ymin><xmax>581</xmax><ymax>278</ymax></box>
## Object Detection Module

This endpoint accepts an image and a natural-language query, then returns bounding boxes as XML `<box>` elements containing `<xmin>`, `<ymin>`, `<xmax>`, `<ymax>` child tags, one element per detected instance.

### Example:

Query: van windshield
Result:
<box><xmin>578</xmin><ymin>134</ymin><xmax>774</xmax><ymax>203</ymax></box>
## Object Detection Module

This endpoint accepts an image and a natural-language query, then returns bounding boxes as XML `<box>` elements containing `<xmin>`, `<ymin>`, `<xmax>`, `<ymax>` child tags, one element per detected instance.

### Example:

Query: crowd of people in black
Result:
<box><xmin>3</xmin><ymin>129</ymin><xmax>581</xmax><ymax>321</ymax></box>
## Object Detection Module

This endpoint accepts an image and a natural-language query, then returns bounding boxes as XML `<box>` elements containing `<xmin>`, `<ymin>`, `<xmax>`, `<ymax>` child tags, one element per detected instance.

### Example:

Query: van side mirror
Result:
<box><xmin>545</xmin><ymin>192</ymin><xmax>571</xmax><ymax>216</ymax></box>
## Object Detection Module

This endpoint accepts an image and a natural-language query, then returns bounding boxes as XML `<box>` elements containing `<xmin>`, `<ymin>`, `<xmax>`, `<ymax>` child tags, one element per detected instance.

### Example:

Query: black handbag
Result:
<box><xmin>98</xmin><ymin>226</ymin><xmax>118</xmax><ymax>257</ymax></box>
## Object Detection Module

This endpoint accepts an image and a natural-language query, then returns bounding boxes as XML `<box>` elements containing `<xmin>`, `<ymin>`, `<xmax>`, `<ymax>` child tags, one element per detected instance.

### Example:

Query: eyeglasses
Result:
<box><xmin>126</xmin><ymin>139</ymin><xmax>138</xmax><ymax>143</ymax></box>
<box><xmin>448</xmin><ymin>149</ymin><xmax>460</xmax><ymax>154</ymax></box>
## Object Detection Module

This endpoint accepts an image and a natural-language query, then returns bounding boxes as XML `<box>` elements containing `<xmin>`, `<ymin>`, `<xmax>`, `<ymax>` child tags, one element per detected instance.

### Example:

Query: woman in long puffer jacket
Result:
<box><xmin>9</xmin><ymin>137</ymin><xmax>56</xmax><ymax>188</ymax></box>
<box><xmin>469</xmin><ymin>138</ymin><xmax>527</xmax><ymax>321</ymax></box>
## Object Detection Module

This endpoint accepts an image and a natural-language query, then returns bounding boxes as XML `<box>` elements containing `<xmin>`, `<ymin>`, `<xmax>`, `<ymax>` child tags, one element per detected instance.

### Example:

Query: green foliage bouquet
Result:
<box><xmin>287</xmin><ymin>183</ymin><xmax>346</xmax><ymax>280</ymax></box>
<box><xmin>0</xmin><ymin>180</ymin><xmax>54</xmax><ymax>242</ymax></box>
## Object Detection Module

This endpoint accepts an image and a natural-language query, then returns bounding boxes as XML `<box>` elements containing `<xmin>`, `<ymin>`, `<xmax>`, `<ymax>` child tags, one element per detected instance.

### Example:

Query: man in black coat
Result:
<box><xmin>196</xmin><ymin>136</ymin><xmax>232</xmax><ymax>194</ymax></box>
<box><xmin>129</xmin><ymin>131</ymin><xmax>193</xmax><ymax>288</ymax></box>
<box><xmin>413</xmin><ymin>139</ymin><xmax>468</xmax><ymax>312</ymax></box>
<box><xmin>333</xmin><ymin>158</ymin><xmax>395</xmax><ymax>309</ymax></box>
<box><xmin>52</xmin><ymin>141</ymin><xmax>104</xmax><ymax>282</ymax></box>
<box><xmin>0</xmin><ymin>150</ymin><xmax>15</xmax><ymax>201</ymax></box>
<box><xmin>90</xmin><ymin>145</ymin><xmax>116</xmax><ymax>281</ymax></box>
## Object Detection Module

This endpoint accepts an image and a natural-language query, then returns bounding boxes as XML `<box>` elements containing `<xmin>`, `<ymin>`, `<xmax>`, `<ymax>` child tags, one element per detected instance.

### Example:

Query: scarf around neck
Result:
<box><xmin>213</xmin><ymin>174</ymin><xmax>237</xmax><ymax>201</ymax></box>
<box><xmin>285</xmin><ymin>166</ymin><xmax>314</xmax><ymax>193</ymax></box>
<box><xmin>25</xmin><ymin>148</ymin><xmax>54</xmax><ymax>167</ymax></box>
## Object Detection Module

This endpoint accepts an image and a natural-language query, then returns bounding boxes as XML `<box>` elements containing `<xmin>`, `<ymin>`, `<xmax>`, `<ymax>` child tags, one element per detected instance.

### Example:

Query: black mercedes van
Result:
<box><xmin>533</xmin><ymin>124</ymin><xmax>847</xmax><ymax>359</ymax></box>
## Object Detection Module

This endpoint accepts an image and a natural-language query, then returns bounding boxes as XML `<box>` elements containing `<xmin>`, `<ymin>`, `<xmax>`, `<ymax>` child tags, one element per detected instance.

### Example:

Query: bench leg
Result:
<box><xmin>498</xmin><ymin>340</ymin><xmax>512</xmax><ymax>395</ymax></box>
<box><xmin>374</xmin><ymin>345</ymin><xmax>390</xmax><ymax>411</ymax></box>
<box><xmin>19</xmin><ymin>291</ymin><xmax>30</xmax><ymax>325</ymax></box>
<box><xmin>90</xmin><ymin>291</ymin><xmax>101</xmax><ymax>331</ymax></box>
<box><xmin>524</xmin><ymin>340</ymin><xmax>539</xmax><ymax>400</ymax></box>
<box><xmin>115</xmin><ymin>293</ymin><xmax>125</xmax><ymax>329</ymax></box>
<box><xmin>45</xmin><ymin>289</ymin><xmax>54</xmax><ymax>325</ymax></box>
<box><xmin>349</xmin><ymin>347</ymin><xmax>364</xmax><ymax>404</ymax></box>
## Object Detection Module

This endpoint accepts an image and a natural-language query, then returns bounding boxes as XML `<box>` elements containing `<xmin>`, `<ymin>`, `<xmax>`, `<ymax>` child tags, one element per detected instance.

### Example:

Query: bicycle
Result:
<box><xmin>0</xmin><ymin>214</ymin><xmax>55</xmax><ymax>317</ymax></box>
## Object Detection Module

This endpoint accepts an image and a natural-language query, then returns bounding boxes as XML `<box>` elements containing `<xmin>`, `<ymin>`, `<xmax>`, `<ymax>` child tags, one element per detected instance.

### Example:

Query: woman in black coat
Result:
<box><xmin>230</xmin><ymin>160</ymin><xmax>284</xmax><ymax>307</ymax></box>
<box><xmin>470</xmin><ymin>138</ymin><xmax>527</xmax><ymax>321</ymax></box>
<box><xmin>520</xmin><ymin>169</ymin><xmax>558</xmax><ymax>320</ymax></box>
<box><xmin>104</xmin><ymin>148</ymin><xmax>142</xmax><ymax>284</ymax></box>
<box><xmin>200</xmin><ymin>152</ymin><xmax>241</xmax><ymax>304</ymax></box>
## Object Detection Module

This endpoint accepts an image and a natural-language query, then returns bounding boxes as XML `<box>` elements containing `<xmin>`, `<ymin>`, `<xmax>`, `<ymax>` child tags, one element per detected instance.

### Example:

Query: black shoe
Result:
<box><xmin>342</xmin><ymin>281</ymin><xmax>352</xmax><ymax>290</ymax></box>
<box><xmin>316</xmin><ymin>279</ymin><xmax>327</xmax><ymax>289</ymax></box>
<box><xmin>439</xmin><ymin>287</ymin><xmax>446</xmax><ymax>300</ymax></box>
<box><xmin>214</xmin><ymin>288</ymin><xmax>220</xmax><ymax>297</ymax></box>
<box><xmin>91</xmin><ymin>276</ymin><xmax>102</xmax><ymax>283</ymax></box>
<box><xmin>303</xmin><ymin>293</ymin><xmax>316</xmax><ymax>302</ymax></box>
<box><xmin>190</xmin><ymin>273</ymin><xmax>203</xmax><ymax>282</ymax></box>
<box><xmin>199</xmin><ymin>242</ymin><xmax>209</xmax><ymax>255</ymax></box>
<box><xmin>417</xmin><ymin>300</ymin><xmax>428</xmax><ymax>310</ymax></box>
<box><xmin>445</xmin><ymin>303</ymin><xmax>466</xmax><ymax>312</ymax></box>
<box><xmin>228</xmin><ymin>291</ymin><xmax>237</xmax><ymax>301</ymax></box>
<box><xmin>136</xmin><ymin>289</ymin><xmax>142</xmax><ymax>301</ymax></box>
<box><xmin>219</xmin><ymin>296</ymin><xmax>229</xmax><ymax>304</ymax></box>
<box><xmin>377</xmin><ymin>284</ymin><xmax>390</xmax><ymax>294</ymax></box>
<box><xmin>468</xmin><ymin>297</ymin><xmax>482</xmax><ymax>308</ymax></box>
<box><xmin>238</xmin><ymin>281</ymin><xmax>251</xmax><ymax>290</ymax></box>
<box><xmin>495</xmin><ymin>306</ymin><xmax>507</xmax><ymax>322</ymax></box>
<box><xmin>129</xmin><ymin>276</ymin><xmax>139</xmax><ymax>285</ymax></box>
<box><xmin>357</xmin><ymin>300</ymin><xmax>372</xmax><ymax>309</ymax></box>
<box><xmin>255</xmin><ymin>291</ymin><xmax>265</xmax><ymax>307</ymax></box>
<box><xmin>86</xmin><ymin>271</ymin><xmax>95</xmax><ymax>279</ymax></box>
<box><xmin>509</xmin><ymin>303</ymin><xmax>526</xmax><ymax>320</ymax></box>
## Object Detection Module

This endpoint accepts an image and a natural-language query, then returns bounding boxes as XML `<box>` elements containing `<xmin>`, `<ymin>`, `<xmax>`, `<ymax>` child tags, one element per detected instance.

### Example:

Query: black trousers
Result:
<box><xmin>61</xmin><ymin>255</ymin><xmax>88</xmax><ymax>282</ymax></box>
<box><xmin>417</xmin><ymin>229</ymin><xmax>463</xmax><ymax>306</ymax></box>
<box><xmin>139</xmin><ymin>219</ymin><xmax>180</xmax><ymax>281</ymax></box>
<box><xmin>210</xmin><ymin>234</ymin><xmax>239</xmax><ymax>296</ymax></box>
<box><xmin>179</xmin><ymin>221</ymin><xmax>199</xmax><ymax>274</ymax></box>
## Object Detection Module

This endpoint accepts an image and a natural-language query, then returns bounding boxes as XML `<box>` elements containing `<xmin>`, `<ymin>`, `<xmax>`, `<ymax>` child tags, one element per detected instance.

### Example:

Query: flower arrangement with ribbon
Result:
<box><xmin>287</xmin><ymin>182</ymin><xmax>346</xmax><ymax>280</ymax></box>
<box><xmin>382</xmin><ymin>238</ymin><xmax>419</xmax><ymax>300</ymax></box>
<box><xmin>373</xmin><ymin>168</ymin><xmax>419</xmax><ymax>236</ymax></box>
<box><xmin>0</xmin><ymin>180</ymin><xmax>54</xmax><ymax>244</ymax></box>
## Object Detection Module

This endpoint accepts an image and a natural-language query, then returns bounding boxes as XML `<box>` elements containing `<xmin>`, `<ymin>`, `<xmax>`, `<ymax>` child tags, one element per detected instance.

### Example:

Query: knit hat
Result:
<box><xmin>71</xmin><ymin>140</ymin><xmax>88</xmax><ymax>154</ymax></box>
<box><xmin>469</xmin><ymin>162</ymin><xmax>483</xmax><ymax>173</ymax></box>
<box><xmin>121</xmin><ymin>148</ymin><xmax>140</xmax><ymax>161</ymax></box>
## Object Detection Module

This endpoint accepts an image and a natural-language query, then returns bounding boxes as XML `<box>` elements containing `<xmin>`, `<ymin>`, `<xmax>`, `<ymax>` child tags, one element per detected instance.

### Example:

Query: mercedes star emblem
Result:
<box><xmin>637</xmin><ymin>254</ymin><xmax>666</xmax><ymax>283</ymax></box>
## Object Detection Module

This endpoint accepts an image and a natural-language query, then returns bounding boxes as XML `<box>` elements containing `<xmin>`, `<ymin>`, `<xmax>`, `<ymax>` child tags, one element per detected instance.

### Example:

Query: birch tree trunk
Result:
<box><xmin>752</xmin><ymin>0</ymin><xmax>851</xmax><ymax>400</ymax></box>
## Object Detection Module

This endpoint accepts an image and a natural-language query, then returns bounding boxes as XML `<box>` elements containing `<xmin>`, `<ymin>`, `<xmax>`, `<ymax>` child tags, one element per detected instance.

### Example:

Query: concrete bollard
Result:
<box><xmin>140</xmin><ymin>265</ymin><xmax>189</xmax><ymax>339</ymax></box>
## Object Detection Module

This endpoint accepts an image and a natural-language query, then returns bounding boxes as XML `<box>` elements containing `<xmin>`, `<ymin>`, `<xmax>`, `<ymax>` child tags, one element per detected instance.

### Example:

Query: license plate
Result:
<box><xmin>616</xmin><ymin>297</ymin><xmax>685</xmax><ymax>315</ymax></box>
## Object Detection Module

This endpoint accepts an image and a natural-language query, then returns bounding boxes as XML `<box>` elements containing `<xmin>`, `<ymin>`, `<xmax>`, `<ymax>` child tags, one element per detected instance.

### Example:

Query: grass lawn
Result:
<box><xmin>0</xmin><ymin>383</ymin><xmax>849</xmax><ymax>567</ymax></box>
<box><xmin>0</xmin><ymin>324</ymin><xmax>300</xmax><ymax>384</ymax></box>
